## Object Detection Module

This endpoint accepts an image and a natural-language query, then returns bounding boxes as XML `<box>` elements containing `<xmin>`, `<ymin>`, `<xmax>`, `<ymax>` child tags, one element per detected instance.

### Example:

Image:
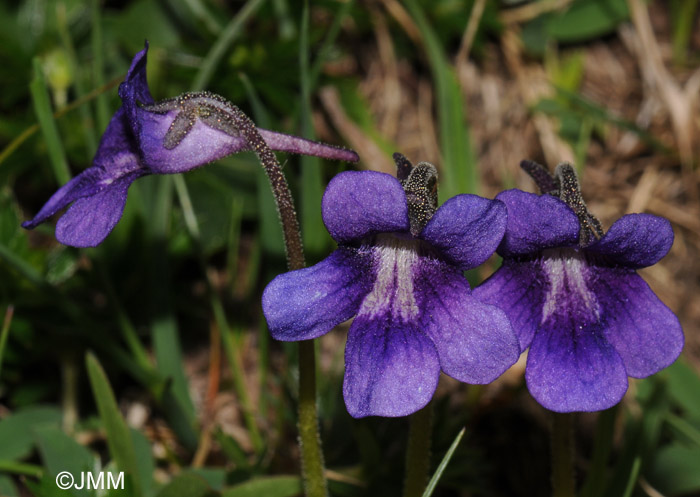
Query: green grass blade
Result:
<box><xmin>0</xmin><ymin>460</ymin><xmax>43</xmax><ymax>478</ymax></box>
<box><xmin>55</xmin><ymin>3</ymin><xmax>98</xmax><ymax>158</ymax></box>
<box><xmin>192</xmin><ymin>0</ymin><xmax>266</xmax><ymax>91</ymax></box>
<box><xmin>85</xmin><ymin>352</ymin><xmax>142</xmax><ymax>497</ymax></box>
<box><xmin>173</xmin><ymin>174</ymin><xmax>264</xmax><ymax>452</ymax></box>
<box><xmin>148</xmin><ymin>176</ymin><xmax>198</xmax><ymax>450</ymax></box>
<box><xmin>91</xmin><ymin>0</ymin><xmax>110</xmax><ymax>132</ymax></box>
<box><xmin>30</xmin><ymin>57</ymin><xmax>71</xmax><ymax>185</ymax></box>
<box><xmin>620</xmin><ymin>456</ymin><xmax>641</xmax><ymax>497</ymax></box>
<box><xmin>299</xmin><ymin>0</ymin><xmax>331</xmax><ymax>254</ymax></box>
<box><xmin>222</xmin><ymin>476</ymin><xmax>303</xmax><ymax>497</ymax></box>
<box><xmin>421</xmin><ymin>427</ymin><xmax>465</xmax><ymax>497</ymax></box>
<box><xmin>403</xmin><ymin>0</ymin><xmax>477</xmax><ymax>199</ymax></box>
<box><xmin>308</xmin><ymin>0</ymin><xmax>354</xmax><ymax>90</ymax></box>
<box><xmin>0</xmin><ymin>306</ymin><xmax>14</xmax><ymax>381</ymax></box>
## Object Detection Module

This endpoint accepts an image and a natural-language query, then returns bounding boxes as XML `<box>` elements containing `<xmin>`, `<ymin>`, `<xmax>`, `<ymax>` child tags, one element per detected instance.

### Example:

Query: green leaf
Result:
<box><xmin>665</xmin><ymin>360</ymin><xmax>700</xmax><ymax>419</ymax></box>
<box><xmin>0</xmin><ymin>474</ymin><xmax>19</xmax><ymax>497</ymax></box>
<box><xmin>299</xmin><ymin>0</ymin><xmax>332</xmax><ymax>255</ymax></box>
<box><xmin>183</xmin><ymin>468</ymin><xmax>227</xmax><ymax>491</ymax></box>
<box><xmin>0</xmin><ymin>406</ymin><xmax>61</xmax><ymax>460</ymax></box>
<box><xmin>34</xmin><ymin>426</ymin><xmax>95</xmax><ymax>497</ymax></box>
<box><xmin>547</xmin><ymin>0</ymin><xmax>629</xmax><ymax>43</ymax></box>
<box><xmin>130</xmin><ymin>428</ymin><xmax>154</xmax><ymax>497</ymax></box>
<box><xmin>648</xmin><ymin>445</ymin><xmax>700</xmax><ymax>495</ymax></box>
<box><xmin>155</xmin><ymin>473</ymin><xmax>213</xmax><ymax>497</ymax></box>
<box><xmin>85</xmin><ymin>353</ymin><xmax>141</xmax><ymax>497</ymax></box>
<box><xmin>29</xmin><ymin>57</ymin><xmax>71</xmax><ymax>185</ymax></box>
<box><xmin>222</xmin><ymin>476</ymin><xmax>302</xmax><ymax>497</ymax></box>
<box><xmin>422</xmin><ymin>428</ymin><xmax>465</xmax><ymax>497</ymax></box>
<box><xmin>24</xmin><ymin>475</ymin><xmax>69</xmax><ymax>497</ymax></box>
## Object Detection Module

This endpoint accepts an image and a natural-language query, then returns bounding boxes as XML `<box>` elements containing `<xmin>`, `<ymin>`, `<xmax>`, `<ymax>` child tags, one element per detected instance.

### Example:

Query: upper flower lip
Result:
<box><xmin>474</xmin><ymin>186</ymin><xmax>682</xmax><ymax>412</ymax></box>
<box><xmin>321</xmin><ymin>170</ymin><xmax>508</xmax><ymax>270</ymax></box>
<box><xmin>494</xmin><ymin>188</ymin><xmax>674</xmax><ymax>269</ymax></box>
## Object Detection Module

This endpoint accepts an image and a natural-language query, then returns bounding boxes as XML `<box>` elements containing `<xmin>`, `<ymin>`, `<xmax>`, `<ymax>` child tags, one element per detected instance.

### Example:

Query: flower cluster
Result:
<box><xmin>264</xmin><ymin>159</ymin><xmax>683</xmax><ymax>417</ymax></box>
<box><xmin>22</xmin><ymin>43</ymin><xmax>357</xmax><ymax>247</ymax></box>
<box><xmin>23</xmin><ymin>45</ymin><xmax>683</xmax><ymax>418</ymax></box>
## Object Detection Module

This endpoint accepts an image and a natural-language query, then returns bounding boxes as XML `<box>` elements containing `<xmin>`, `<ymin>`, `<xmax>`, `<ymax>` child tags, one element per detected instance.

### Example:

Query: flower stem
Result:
<box><xmin>551</xmin><ymin>412</ymin><xmax>576</xmax><ymax>497</ymax></box>
<box><xmin>235</xmin><ymin>111</ymin><xmax>327</xmax><ymax>495</ymax></box>
<box><xmin>403</xmin><ymin>402</ymin><xmax>433</xmax><ymax>497</ymax></box>
<box><xmin>299</xmin><ymin>340</ymin><xmax>328</xmax><ymax>497</ymax></box>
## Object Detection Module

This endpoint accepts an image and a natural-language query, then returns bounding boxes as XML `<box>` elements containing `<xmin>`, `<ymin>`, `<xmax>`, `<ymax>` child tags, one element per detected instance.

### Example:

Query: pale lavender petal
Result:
<box><xmin>586</xmin><ymin>214</ymin><xmax>674</xmax><ymax>269</ymax></box>
<box><xmin>322</xmin><ymin>171</ymin><xmax>409</xmax><ymax>244</ymax></box>
<box><xmin>55</xmin><ymin>170</ymin><xmax>145</xmax><ymax>247</ymax></box>
<box><xmin>526</xmin><ymin>312</ymin><xmax>628</xmax><ymax>412</ymax></box>
<box><xmin>416</xmin><ymin>259</ymin><xmax>519</xmax><ymax>383</ymax></box>
<box><xmin>472</xmin><ymin>259</ymin><xmax>547</xmax><ymax>350</ymax></box>
<box><xmin>594</xmin><ymin>267</ymin><xmax>683</xmax><ymax>377</ymax></box>
<box><xmin>258</xmin><ymin>129</ymin><xmax>359</xmax><ymax>162</ymax></box>
<box><xmin>420</xmin><ymin>194</ymin><xmax>506</xmax><ymax>270</ymax></box>
<box><xmin>262</xmin><ymin>248</ymin><xmax>373</xmax><ymax>341</ymax></box>
<box><xmin>495</xmin><ymin>189</ymin><xmax>579</xmax><ymax>256</ymax></box>
<box><xmin>343</xmin><ymin>314</ymin><xmax>439</xmax><ymax>418</ymax></box>
<box><xmin>135</xmin><ymin>108</ymin><xmax>248</xmax><ymax>173</ymax></box>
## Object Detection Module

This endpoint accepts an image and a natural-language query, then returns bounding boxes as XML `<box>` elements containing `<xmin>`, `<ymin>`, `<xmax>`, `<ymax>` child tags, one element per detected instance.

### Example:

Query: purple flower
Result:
<box><xmin>22</xmin><ymin>43</ymin><xmax>358</xmax><ymax>247</ymax></box>
<box><xmin>473</xmin><ymin>161</ymin><xmax>684</xmax><ymax>412</ymax></box>
<box><xmin>262</xmin><ymin>156</ymin><xmax>520</xmax><ymax>418</ymax></box>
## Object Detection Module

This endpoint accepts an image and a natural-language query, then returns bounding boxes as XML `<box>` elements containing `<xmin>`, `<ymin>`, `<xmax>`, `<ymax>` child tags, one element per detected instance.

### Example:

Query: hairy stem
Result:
<box><xmin>551</xmin><ymin>412</ymin><xmax>576</xmax><ymax>497</ymax></box>
<box><xmin>403</xmin><ymin>402</ymin><xmax>433</xmax><ymax>497</ymax></box>
<box><xmin>235</xmin><ymin>108</ymin><xmax>326</xmax><ymax>496</ymax></box>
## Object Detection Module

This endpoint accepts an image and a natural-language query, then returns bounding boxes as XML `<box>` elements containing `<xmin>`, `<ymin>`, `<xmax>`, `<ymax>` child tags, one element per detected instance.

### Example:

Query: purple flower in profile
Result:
<box><xmin>22</xmin><ymin>43</ymin><xmax>358</xmax><ymax>247</ymax></box>
<box><xmin>473</xmin><ymin>161</ymin><xmax>684</xmax><ymax>412</ymax></box>
<box><xmin>262</xmin><ymin>155</ymin><xmax>520</xmax><ymax>418</ymax></box>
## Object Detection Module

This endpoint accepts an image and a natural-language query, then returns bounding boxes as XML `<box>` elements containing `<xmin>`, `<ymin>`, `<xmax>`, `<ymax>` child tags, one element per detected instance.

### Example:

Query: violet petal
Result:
<box><xmin>22</xmin><ymin>108</ymin><xmax>145</xmax><ymax>231</ymax></box>
<box><xmin>342</xmin><ymin>314</ymin><xmax>439</xmax><ymax>418</ymax></box>
<box><xmin>420</xmin><ymin>194</ymin><xmax>507</xmax><ymax>270</ymax></box>
<box><xmin>526</xmin><ymin>312</ymin><xmax>628</xmax><ymax>412</ymax></box>
<box><xmin>586</xmin><ymin>213</ymin><xmax>674</xmax><ymax>269</ymax></box>
<box><xmin>262</xmin><ymin>248</ymin><xmax>373</xmax><ymax>341</ymax></box>
<box><xmin>594</xmin><ymin>267</ymin><xmax>683</xmax><ymax>377</ymax></box>
<box><xmin>472</xmin><ymin>259</ymin><xmax>547</xmax><ymax>350</ymax></box>
<box><xmin>55</xmin><ymin>170</ymin><xmax>145</xmax><ymax>247</ymax></box>
<box><xmin>417</xmin><ymin>259</ymin><xmax>519</xmax><ymax>383</ymax></box>
<box><xmin>495</xmin><ymin>189</ymin><xmax>580</xmax><ymax>256</ymax></box>
<box><xmin>322</xmin><ymin>171</ymin><xmax>409</xmax><ymax>244</ymax></box>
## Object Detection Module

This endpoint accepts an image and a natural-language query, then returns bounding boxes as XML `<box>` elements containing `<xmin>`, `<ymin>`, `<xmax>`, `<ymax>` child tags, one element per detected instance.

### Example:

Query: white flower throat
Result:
<box><xmin>541</xmin><ymin>248</ymin><xmax>600</xmax><ymax>323</ymax></box>
<box><xmin>358</xmin><ymin>235</ymin><xmax>421</xmax><ymax>322</ymax></box>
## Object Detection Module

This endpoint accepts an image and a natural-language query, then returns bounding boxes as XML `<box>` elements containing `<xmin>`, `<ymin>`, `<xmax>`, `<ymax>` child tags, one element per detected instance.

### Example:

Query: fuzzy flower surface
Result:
<box><xmin>473</xmin><ymin>162</ymin><xmax>684</xmax><ymax>412</ymax></box>
<box><xmin>22</xmin><ymin>43</ymin><xmax>357</xmax><ymax>247</ymax></box>
<box><xmin>263</xmin><ymin>157</ymin><xmax>520</xmax><ymax>418</ymax></box>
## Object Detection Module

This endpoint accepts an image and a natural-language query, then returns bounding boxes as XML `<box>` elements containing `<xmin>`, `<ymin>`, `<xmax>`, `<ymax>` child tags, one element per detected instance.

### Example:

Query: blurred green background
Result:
<box><xmin>1</xmin><ymin>0</ymin><xmax>699</xmax><ymax>496</ymax></box>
